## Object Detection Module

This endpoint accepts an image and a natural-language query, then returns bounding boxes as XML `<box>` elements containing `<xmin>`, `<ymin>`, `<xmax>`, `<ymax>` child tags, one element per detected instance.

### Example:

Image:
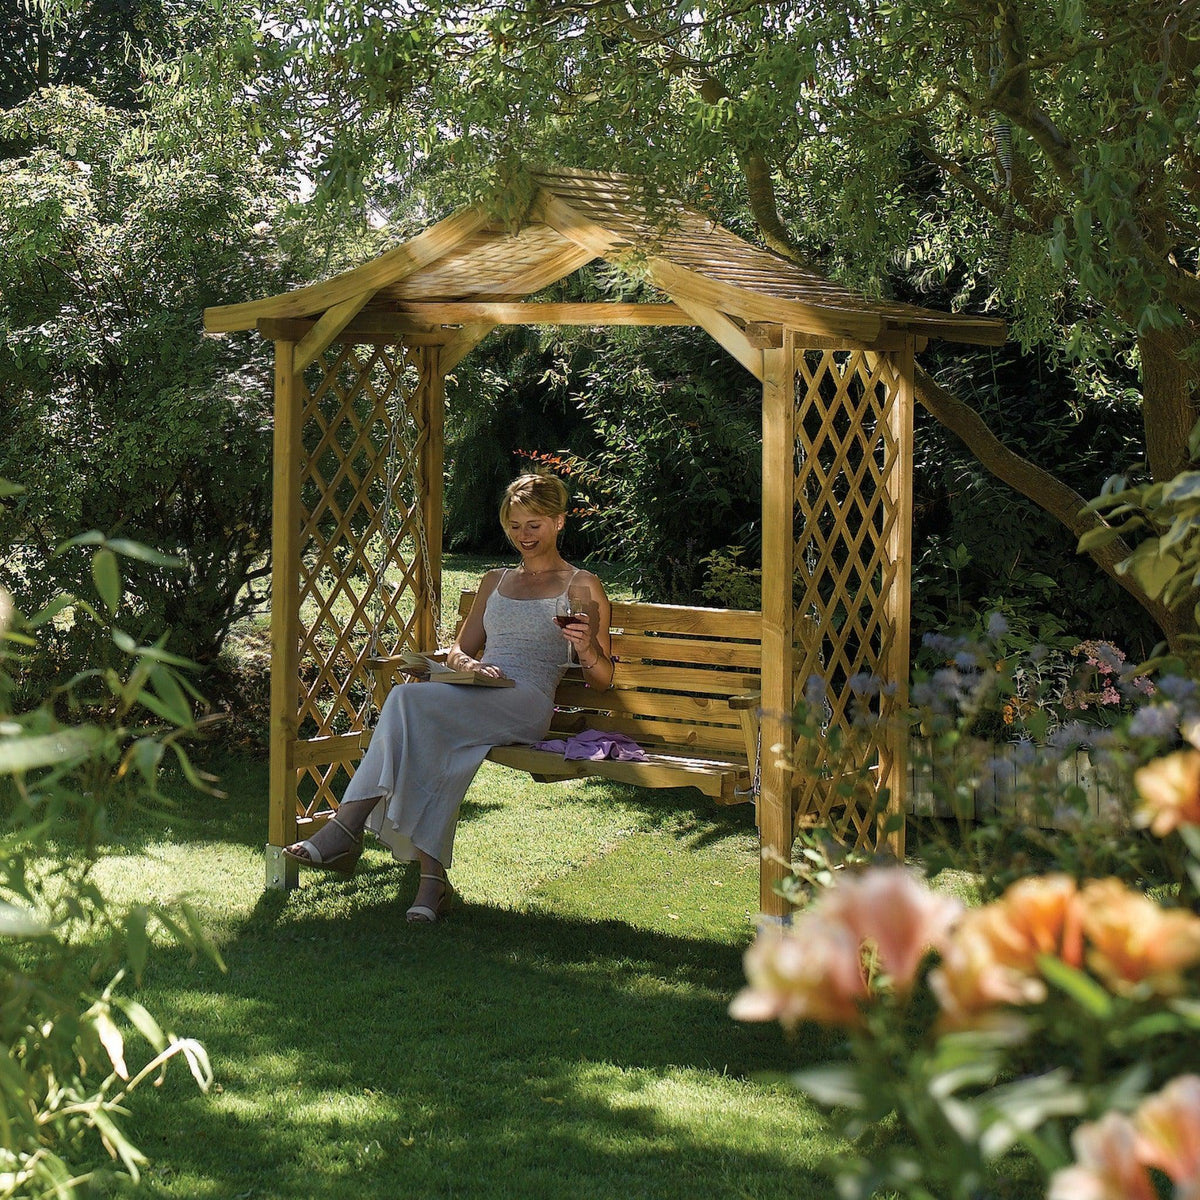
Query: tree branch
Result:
<box><xmin>913</xmin><ymin>363</ymin><xmax>1176</xmax><ymax>631</ymax></box>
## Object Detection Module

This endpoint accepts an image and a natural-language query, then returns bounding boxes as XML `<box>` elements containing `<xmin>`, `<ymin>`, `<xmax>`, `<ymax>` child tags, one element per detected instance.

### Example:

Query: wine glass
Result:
<box><xmin>555</xmin><ymin>595</ymin><xmax>583</xmax><ymax>664</ymax></box>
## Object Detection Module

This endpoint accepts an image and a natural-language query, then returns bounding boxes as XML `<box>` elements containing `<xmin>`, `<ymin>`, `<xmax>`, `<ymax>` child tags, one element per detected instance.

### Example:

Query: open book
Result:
<box><xmin>393</xmin><ymin>651</ymin><xmax>515</xmax><ymax>688</ymax></box>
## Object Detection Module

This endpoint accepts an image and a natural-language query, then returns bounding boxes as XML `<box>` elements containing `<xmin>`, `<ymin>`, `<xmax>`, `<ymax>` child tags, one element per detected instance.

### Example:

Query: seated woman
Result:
<box><xmin>284</xmin><ymin>473</ymin><xmax>613</xmax><ymax>922</ymax></box>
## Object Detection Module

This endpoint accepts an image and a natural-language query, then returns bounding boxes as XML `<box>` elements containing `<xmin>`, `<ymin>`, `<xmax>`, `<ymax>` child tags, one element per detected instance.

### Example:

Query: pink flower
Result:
<box><xmin>1048</xmin><ymin>1112</ymin><xmax>1157</xmax><ymax>1200</ymax></box>
<box><xmin>1133</xmin><ymin>749</ymin><xmax>1200</xmax><ymax>837</ymax></box>
<box><xmin>730</xmin><ymin>918</ymin><xmax>867</xmax><ymax>1030</ymax></box>
<box><xmin>1134</xmin><ymin>1074</ymin><xmax>1200</xmax><ymax>1193</ymax></box>
<box><xmin>816</xmin><ymin>867</ymin><xmax>962</xmax><ymax>993</ymax></box>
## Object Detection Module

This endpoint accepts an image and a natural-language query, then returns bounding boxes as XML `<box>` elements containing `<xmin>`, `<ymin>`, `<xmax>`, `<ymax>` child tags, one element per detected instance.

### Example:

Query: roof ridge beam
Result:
<box><xmin>532</xmin><ymin>187</ymin><xmax>884</xmax><ymax>343</ymax></box>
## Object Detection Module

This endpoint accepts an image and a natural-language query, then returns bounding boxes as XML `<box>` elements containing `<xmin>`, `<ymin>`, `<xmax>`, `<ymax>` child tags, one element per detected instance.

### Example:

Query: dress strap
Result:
<box><xmin>563</xmin><ymin>568</ymin><xmax>581</xmax><ymax>597</ymax></box>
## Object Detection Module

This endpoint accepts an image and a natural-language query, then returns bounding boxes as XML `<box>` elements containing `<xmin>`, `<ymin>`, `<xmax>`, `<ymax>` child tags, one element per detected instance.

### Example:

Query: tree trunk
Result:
<box><xmin>1139</xmin><ymin>324</ymin><xmax>1200</xmax><ymax>481</ymax></box>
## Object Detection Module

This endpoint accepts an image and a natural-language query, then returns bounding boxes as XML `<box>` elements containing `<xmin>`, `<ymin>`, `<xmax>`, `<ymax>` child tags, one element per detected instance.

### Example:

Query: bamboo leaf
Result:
<box><xmin>1038</xmin><ymin>955</ymin><xmax>1112</xmax><ymax>1017</ymax></box>
<box><xmin>92</xmin><ymin>549</ymin><xmax>121</xmax><ymax>613</ymax></box>
<box><xmin>0</xmin><ymin>727</ymin><xmax>103</xmax><ymax>773</ymax></box>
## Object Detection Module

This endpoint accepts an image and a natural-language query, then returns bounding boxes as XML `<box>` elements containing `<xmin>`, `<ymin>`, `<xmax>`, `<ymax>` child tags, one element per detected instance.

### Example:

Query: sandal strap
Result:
<box><xmin>328</xmin><ymin>813</ymin><xmax>363</xmax><ymax>844</ymax></box>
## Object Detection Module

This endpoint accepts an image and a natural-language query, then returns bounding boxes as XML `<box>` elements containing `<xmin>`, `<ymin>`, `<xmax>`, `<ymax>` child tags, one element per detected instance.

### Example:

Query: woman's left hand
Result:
<box><xmin>560</xmin><ymin>610</ymin><xmax>594</xmax><ymax>660</ymax></box>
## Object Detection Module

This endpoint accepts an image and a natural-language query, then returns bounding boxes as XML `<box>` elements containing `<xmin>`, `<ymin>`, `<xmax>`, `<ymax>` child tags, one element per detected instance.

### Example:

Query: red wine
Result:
<box><xmin>555</xmin><ymin>613</ymin><xmax>585</xmax><ymax>628</ymax></box>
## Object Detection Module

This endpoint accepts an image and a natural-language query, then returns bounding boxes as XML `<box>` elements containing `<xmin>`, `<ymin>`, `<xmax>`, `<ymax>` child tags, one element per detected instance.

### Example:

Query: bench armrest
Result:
<box><xmin>727</xmin><ymin>690</ymin><xmax>761</xmax><ymax>711</ymax></box>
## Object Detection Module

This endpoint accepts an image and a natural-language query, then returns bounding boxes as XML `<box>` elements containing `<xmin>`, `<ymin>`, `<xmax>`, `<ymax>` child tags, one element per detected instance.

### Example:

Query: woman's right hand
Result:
<box><xmin>469</xmin><ymin>660</ymin><xmax>505</xmax><ymax>679</ymax></box>
<box><xmin>449</xmin><ymin>647</ymin><xmax>504</xmax><ymax>679</ymax></box>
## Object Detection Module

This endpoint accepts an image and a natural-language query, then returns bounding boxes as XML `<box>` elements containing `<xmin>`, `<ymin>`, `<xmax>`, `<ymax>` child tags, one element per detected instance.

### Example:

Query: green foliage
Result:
<box><xmin>0</xmin><ymin>0</ymin><xmax>210</xmax><ymax>109</ymax></box>
<box><xmin>541</xmin><ymin>326</ymin><xmax>762</xmax><ymax>602</ymax></box>
<box><xmin>912</xmin><ymin>342</ymin><xmax>1155</xmax><ymax>656</ymax></box>
<box><xmin>442</xmin><ymin>325</ymin><xmax>597</xmax><ymax>555</ymax></box>
<box><xmin>0</xmin><ymin>500</ymin><xmax>218</xmax><ymax>1195</ymax></box>
<box><xmin>0</xmin><ymin>81</ymin><xmax>304</xmax><ymax>671</ymax></box>
<box><xmin>1082</xmin><ymin>426</ymin><xmax>1200</xmax><ymax>666</ymax></box>
<box><xmin>699</xmin><ymin>546</ymin><xmax>762</xmax><ymax>611</ymax></box>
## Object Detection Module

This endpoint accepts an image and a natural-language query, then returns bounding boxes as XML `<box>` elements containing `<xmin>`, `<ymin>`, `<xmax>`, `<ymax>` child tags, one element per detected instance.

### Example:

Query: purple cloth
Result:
<box><xmin>531</xmin><ymin>729</ymin><xmax>649</xmax><ymax>762</ymax></box>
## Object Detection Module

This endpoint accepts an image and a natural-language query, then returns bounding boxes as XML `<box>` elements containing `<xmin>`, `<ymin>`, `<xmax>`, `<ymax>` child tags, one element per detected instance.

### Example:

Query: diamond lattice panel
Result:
<box><xmin>792</xmin><ymin>350</ymin><xmax>903</xmax><ymax>850</ymax></box>
<box><xmin>294</xmin><ymin>343</ymin><xmax>426</xmax><ymax>813</ymax></box>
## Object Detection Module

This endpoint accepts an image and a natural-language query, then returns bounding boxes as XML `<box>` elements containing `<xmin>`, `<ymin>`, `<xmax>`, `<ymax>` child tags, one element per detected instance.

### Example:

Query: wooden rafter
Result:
<box><xmin>203</xmin><ymin>207</ymin><xmax>490</xmax><ymax>332</ymax></box>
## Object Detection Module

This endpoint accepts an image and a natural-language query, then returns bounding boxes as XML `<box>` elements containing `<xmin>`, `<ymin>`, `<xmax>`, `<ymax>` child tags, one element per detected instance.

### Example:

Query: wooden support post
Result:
<box><xmin>416</xmin><ymin>346</ymin><xmax>445</xmax><ymax>649</ymax></box>
<box><xmin>758</xmin><ymin>337</ymin><xmax>797</xmax><ymax>919</ymax></box>
<box><xmin>882</xmin><ymin>338</ymin><xmax>915</xmax><ymax>860</ymax></box>
<box><xmin>267</xmin><ymin>341</ymin><xmax>303</xmax><ymax>889</ymax></box>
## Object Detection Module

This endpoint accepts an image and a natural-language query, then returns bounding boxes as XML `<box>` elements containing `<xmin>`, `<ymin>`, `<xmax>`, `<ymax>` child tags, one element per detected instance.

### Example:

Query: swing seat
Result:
<box><xmin>366</xmin><ymin>593</ymin><xmax>763</xmax><ymax>806</ymax></box>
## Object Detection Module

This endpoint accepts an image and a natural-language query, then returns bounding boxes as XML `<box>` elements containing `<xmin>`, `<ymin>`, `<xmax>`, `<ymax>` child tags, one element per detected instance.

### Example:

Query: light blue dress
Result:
<box><xmin>345</xmin><ymin>573</ymin><xmax>574</xmax><ymax>866</ymax></box>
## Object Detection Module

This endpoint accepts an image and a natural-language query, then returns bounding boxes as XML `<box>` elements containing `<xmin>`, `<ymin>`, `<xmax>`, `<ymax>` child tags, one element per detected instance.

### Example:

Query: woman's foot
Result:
<box><xmin>283</xmin><ymin>799</ymin><xmax>375</xmax><ymax>875</ymax></box>
<box><xmin>407</xmin><ymin>870</ymin><xmax>452</xmax><ymax>923</ymax></box>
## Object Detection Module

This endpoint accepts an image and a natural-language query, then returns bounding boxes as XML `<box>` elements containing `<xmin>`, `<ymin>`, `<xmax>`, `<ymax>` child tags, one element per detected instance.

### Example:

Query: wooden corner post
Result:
<box><xmin>759</xmin><ymin>336</ymin><xmax>797</xmax><ymax>919</ymax></box>
<box><xmin>882</xmin><ymin>337</ymin><xmax>916</xmax><ymax>859</ymax></box>
<box><xmin>266</xmin><ymin>340</ymin><xmax>303</xmax><ymax>890</ymax></box>
<box><xmin>415</xmin><ymin>345</ymin><xmax>445</xmax><ymax>650</ymax></box>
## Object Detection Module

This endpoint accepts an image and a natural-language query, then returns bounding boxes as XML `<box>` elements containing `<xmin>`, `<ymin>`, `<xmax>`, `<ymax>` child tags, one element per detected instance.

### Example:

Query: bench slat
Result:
<box><xmin>611</xmin><ymin>632</ymin><xmax>763</xmax><ymax>670</ymax></box>
<box><xmin>611</xmin><ymin>601</ymin><xmax>763</xmax><ymax>639</ymax></box>
<box><xmin>485</xmin><ymin>745</ymin><xmax>745</xmax><ymax>801</ymax></box>
<box><xmin>548</xmin><ymin>711</ymin><xmax>751</xmax><ymax>756</ymax></box>
<box><xmin>553</xmin><ymin>683</ymin><xmax>746</xmax><ymax>726</ymax></box>
<box><xmin>606</xmin><ymin>662</ymin><xmax>760</xmax><ymax>697</ymax></box>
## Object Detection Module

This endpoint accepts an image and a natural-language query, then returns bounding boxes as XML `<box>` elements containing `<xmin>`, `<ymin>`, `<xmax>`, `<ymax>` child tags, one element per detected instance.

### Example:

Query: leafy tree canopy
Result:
<box><xmin>217</xmin><ymin>0</ymin><xmax>1198</xmax><ymax>636</ymax></box>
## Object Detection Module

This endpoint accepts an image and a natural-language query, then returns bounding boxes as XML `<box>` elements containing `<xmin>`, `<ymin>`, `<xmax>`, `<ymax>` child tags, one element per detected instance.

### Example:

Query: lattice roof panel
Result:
<box><xmin>204</xmin><ymin>166</ymin><xmax>1005</xmax><ymax>346</ymax></box>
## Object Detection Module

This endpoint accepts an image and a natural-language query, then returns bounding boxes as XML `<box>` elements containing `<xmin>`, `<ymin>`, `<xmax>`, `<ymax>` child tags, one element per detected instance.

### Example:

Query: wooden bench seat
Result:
<box><xmin>367</xmin><ymin>592</ymin><xmax>763</xmax><ymax>806</ymax></box>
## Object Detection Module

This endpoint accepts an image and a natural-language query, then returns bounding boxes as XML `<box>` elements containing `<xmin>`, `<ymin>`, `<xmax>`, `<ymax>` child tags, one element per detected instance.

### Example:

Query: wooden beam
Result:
<box><xmin>395</xmin><ymin>301</ymin><xmax>693</xmax><ymax>326</ymax></box>
<box><xmin>880</xmin><ymin>339</ymin><xmax>915</xmax><ymax>862</ymax></box>
<box><xmin>667</xmin><ymin>295</ymin><xmax>764</xmax><ymax>381</ymax></box>
<box><xmin>292</xmin><ymin>289</ymin><xmax>376</xmax><ymax>375</ymax></box>
<box><xmin>441</xmin><ymin>324</ymin><xmax>495</xmax><ymax>372</ymax></box>
<box><xmin>758</xmin><ymin>336</ymin><xmax>797</xmax><ymax>919</ymax></box>
<box><xmin>535</xmin><ymin>188</ymin><xmax>885</xmax><ymax>343</ymax></box>
<box><xmin>418</xmin><ymin>345</ymin><xmax>445</xmax><ymax>652</ymax></box>
<box><xmin>744</xmin><ymin>322</ymin><xmax>784</xmax><ymax>348</ymax></box>
<box><xmin>203</xmin><ymin>205</ymin><xmax>490</xmax><ymax>332</ymax></box>
<box><xmin>268</xmin><ymin>341</ymin><xmax>303</xmax><ymax>883</ymax></box>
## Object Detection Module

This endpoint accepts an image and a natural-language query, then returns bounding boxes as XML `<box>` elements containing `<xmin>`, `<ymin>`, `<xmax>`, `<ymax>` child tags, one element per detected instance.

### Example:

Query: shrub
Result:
<box><xmin>0</xmin><ymin>84</ymin><xmax>299</xmax><ymax>677</ymax></box>
<box><xmin>0</xmin><ymin>492</ymin><xmax>219</xmax><ymax>1194</ymax></box>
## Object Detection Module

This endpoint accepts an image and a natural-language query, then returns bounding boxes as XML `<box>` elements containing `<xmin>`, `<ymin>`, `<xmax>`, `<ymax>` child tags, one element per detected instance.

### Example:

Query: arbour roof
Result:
<box><xmin>204</xmin><ymin>167</ymin><xmax>1005</xmax><ymax>348</ymax></box>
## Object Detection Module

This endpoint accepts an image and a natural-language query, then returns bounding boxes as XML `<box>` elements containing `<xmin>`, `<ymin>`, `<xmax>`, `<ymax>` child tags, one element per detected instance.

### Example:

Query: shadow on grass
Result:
<box><xmin>98</xmin><ymin>750</ymin><xmax>756</xmax><ymax>860</ymax></box>
<box><xmin>118</xmin><ymin>891</ymin><xmax>841</xmax><ymax>1200</ymax></box>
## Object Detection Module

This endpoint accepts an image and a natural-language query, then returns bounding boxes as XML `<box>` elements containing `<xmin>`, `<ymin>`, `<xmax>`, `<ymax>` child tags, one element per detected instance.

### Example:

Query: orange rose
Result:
<box><xmin>978</xmin><ymin>874</ymin><xmax>1084</xmax><ymax>970</ymax></box>
<box><xmin>730</xmin><ymin>918</ymin><xmax>867</xmax><ymax>1030</ymax></box>
<box><xmin>1133</xmin><ymin>749</ymin><xmax>1200</xmax><ymax>836</ymax></box>
<box><xmin>928</xmin><ymin>914</ymin><xmax>1048</xmax><ymax>1028</ymax></box>
<box><xmin>929</xmin><ymin>875</ymin><xmax>1083</xmax><ymax>1028</ymax></box>
<box><xmin>1080</xmin><ymin>878</ymin><xmax>1200</xmax><ymax>994</ymax></box>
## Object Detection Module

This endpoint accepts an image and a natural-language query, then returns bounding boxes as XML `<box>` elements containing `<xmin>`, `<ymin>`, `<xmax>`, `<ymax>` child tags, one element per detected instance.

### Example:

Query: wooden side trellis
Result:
<box><xmin>789</xmin><ymin>343</ymin><xmax>914</xmax><ymax>853</ymax></box>
<box><xmin>266</xmin><ymin>337</ymin><xmax>443</xmax><ymax>885</ymax></box>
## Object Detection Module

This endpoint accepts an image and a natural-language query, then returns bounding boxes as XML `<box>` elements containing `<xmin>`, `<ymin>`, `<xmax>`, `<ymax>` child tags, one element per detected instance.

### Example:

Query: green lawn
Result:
<box><xmin>93</xmin><ymin>754</ymin><xmax>845</xmax><ymax>1200</ymax></box>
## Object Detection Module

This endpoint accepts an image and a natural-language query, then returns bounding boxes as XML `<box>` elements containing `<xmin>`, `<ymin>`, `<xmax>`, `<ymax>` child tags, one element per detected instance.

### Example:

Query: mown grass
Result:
<box><xmin>89</xmin><ymin>754</ymin><xmax>845</xmax><ymax>1200</ymax></box>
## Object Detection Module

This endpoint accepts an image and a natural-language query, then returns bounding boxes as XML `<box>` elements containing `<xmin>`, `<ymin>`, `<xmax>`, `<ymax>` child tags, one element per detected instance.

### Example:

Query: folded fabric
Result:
<box><xmin>530</xmin><ymin>729</ymin><xmax>649</xmax><ymax>762</ymax></box>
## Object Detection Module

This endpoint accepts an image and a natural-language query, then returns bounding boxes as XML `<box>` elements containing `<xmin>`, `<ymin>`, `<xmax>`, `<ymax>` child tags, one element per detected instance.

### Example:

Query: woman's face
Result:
<box><xmin>506</xmin><ymin>502</ymin><xmax>563</xmax><ymax>559</ymax></box>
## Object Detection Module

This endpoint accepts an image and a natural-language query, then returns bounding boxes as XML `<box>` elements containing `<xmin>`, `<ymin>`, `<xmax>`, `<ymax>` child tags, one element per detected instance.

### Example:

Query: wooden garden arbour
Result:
<box><xmin>204</xmin><ymin>168</ymin><xmax>1005</xmax><ymax>918</ymax></box>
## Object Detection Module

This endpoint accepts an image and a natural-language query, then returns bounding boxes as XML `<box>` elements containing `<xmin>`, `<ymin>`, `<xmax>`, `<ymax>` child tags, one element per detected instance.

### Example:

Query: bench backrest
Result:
<box><xmin>458</xmin><ymin>592</ymin><xmax>762</xmax><ymax>762</ymax></box>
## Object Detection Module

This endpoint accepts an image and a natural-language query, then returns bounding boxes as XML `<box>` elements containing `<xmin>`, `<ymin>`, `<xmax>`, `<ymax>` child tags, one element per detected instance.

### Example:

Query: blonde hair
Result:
<box><xmin>499</xmin><ymin>473</ymin><xmax>569</xmax><ymax>529</ymax></box>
